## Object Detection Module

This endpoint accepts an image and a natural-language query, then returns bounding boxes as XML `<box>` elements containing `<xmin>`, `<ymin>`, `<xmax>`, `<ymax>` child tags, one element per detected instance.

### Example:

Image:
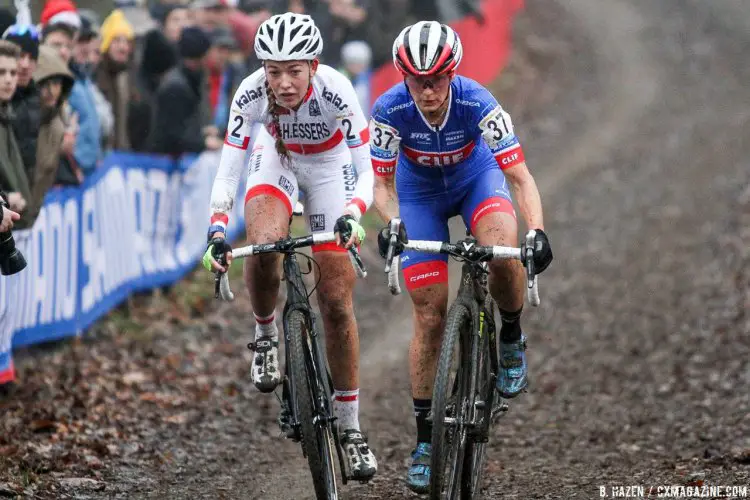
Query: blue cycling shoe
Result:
<box><xmin>406</xmin><ymin>442</ymin><xmax>431</xmax><ymax>493</ymax></box>
<box><xmin>496</xmin><ymin>335</ymin><xmax>528</xmax><ymax>398</ymax></box>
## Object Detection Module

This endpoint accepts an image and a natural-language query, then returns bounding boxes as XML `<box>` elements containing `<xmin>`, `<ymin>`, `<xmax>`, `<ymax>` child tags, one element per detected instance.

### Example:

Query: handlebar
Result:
<box><xmin>383</xmin><ymin>218</ymin><xmax>541</xmax><ymax>306</ymax></box>
<box><xmin>214</xmin><ymin>231</ymin><xmax>367</xmax><ymax>301</ymax></box>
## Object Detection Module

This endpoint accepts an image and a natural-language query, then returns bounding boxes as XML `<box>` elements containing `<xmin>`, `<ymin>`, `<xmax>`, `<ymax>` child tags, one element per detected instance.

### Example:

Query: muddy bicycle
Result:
<box><xmin>215</xmin><ymin>214</ymin><xmax>367</xmax><ymax>500</ymax></box>
<box><xmin>383</xmin><ymin>218</ymin><xmax>541</xmax><ymax>499</ymax></box>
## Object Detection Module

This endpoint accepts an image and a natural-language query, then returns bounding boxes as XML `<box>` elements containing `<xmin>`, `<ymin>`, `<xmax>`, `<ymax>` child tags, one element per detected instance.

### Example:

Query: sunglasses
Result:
<box><xmin>405</xmin><ymin>73</ymin><xmax>451</xmax><ymax>90</ymax></box>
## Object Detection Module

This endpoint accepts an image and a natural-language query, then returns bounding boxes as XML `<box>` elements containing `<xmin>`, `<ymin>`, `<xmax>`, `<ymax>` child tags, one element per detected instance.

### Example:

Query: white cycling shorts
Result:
<box><xmin>244</xmin><ymin>128</ymin><xmax>357</xmax><ymax>253</ymax></box>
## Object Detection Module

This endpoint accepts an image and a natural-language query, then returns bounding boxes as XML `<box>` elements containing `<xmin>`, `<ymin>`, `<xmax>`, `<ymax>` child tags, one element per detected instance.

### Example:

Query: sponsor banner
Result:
<box><xmin>0</xmin><ymin>151</ymin><xmax>245</xmax><ymax>351</ymax></box>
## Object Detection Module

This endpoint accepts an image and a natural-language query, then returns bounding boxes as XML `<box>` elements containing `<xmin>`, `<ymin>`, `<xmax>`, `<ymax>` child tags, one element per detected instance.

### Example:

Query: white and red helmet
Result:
<box><xmin>392</xmin><ymin>21</ymin><xmax>463</xmax><ymax>77</ymax></box>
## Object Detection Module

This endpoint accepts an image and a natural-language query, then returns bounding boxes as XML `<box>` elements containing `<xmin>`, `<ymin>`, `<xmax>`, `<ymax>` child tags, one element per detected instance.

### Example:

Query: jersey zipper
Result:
<box><xmin>435</xmin><ymin>124</ymin><xmax>449</xmax><ymax>192</ymax></box>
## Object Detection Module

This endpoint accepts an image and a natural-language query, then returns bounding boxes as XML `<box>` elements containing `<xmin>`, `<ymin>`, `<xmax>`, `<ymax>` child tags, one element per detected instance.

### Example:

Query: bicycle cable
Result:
<box><xmin>448</xmin><ymin>251</ymin><xmax>490</xmax><ymax>275</ymax></box>
<box><xmin>287</xmin><ymin>250</ymin><xmax>324</xmax><ymax>300</ymax></box>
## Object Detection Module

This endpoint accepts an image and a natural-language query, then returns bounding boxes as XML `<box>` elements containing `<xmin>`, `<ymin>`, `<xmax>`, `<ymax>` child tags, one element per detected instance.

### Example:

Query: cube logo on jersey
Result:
<box><xmin>309</xmin><ymin>214</ymin><xmax>325</xmax><ymax>231</ymax></box>
<box><xmin>278</xmin><ymin>175</ymin><xmax>295</xmax><ymax>196</ymax></box>
<box><xmin>308</xmin><ymin>98</ymin><xmax>321</xmax><ymax>116</ymax></box>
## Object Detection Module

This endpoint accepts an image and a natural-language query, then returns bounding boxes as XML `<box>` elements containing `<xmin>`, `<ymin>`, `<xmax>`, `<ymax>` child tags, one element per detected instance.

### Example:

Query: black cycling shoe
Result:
<box><xmin>247</xmin><ymin>336</ymin><xmax>280</xmax><ymax>393</ymax></box>
<box><xmin>340</xmin><ymin>429</ymin><xmax>378</xmax><ymax>481</ymax></box>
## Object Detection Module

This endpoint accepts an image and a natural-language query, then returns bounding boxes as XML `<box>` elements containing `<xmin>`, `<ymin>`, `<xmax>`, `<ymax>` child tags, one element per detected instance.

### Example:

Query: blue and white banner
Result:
<box><xmin>0</xmin><ymin>150</ymin><xmax>245</xmax><ymax>361</ymax></box>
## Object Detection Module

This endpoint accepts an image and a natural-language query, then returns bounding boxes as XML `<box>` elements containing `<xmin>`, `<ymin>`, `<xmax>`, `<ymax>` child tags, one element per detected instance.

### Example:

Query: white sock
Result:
<box><xmin>254</xmin><ymin>312</ymin><xmax>277</xmax><ymax>339</ymax></box>
<box><xmin>333</xmin><ymin>389</ymin><xmax>360</xmax><ymax>431</ymax></box>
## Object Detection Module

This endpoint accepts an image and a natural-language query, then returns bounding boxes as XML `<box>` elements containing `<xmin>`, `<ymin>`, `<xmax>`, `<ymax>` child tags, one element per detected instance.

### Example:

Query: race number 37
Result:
<box><xmin>373</xmin><ymin>127</ymin><xmax>395</xmax><ymax>148</ymax></box>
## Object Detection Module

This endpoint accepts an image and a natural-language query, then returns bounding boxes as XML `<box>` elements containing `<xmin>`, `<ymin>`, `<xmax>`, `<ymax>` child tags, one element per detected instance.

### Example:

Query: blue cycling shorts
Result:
<box><xmin>397</xmin><ymin>161</ymin><xmax>515</xmax><ymax>290</ymax></box>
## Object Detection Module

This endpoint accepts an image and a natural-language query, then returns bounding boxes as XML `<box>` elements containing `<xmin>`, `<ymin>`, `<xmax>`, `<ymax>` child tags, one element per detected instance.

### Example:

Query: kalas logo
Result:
<box><xmin>235</xmin><ymin>86</ymin><xmax>264</xmax><ymax>108</ymax></box>
<box><xmin>322</xmin><ymin>87</ymin><xmax>348</xmax><ymax>111</ymax></box>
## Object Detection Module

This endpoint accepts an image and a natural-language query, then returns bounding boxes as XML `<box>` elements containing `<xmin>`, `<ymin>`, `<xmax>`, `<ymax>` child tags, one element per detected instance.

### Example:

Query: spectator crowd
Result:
<box><xmin>0</xmin><ymin>0</ymin><xmax>481</xmax><ymax>394</ymax></box>
<box><xmin>0</xmin><ymin>0</ymin><xmax>476</xmax><ymax>232</ymax></box>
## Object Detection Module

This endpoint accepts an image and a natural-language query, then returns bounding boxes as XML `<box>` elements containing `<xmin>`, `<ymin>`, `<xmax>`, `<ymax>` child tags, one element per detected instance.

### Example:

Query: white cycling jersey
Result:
<box><xmin>209</xmin><ymin>64</ymin><xmax>374</xmax><ymax>242</ymax></box>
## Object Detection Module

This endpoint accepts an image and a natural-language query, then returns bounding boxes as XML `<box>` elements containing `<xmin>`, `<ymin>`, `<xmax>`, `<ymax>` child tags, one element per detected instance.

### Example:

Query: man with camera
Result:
<box><xmin>0</xmin><ymin>39</ymin><xmax>29</xmax><ymax>395</ymax></box>
<box><xmin>1</xmin><ymin>198</ymin><xmax>19</xmax><ymax>232</ymax></box>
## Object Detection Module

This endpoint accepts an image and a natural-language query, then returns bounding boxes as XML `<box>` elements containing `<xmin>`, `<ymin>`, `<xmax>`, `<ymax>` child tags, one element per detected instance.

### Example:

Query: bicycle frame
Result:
<box><xmin>280</xmin><ymin>252</ymin><xmax>350</xmax><ymax>486</ymax></box>
<box><xmin>439</xmin><ymin>261</ymin><xmax>503</xmax><ymax>434</ymax></box>
<box><xmin>213</xmin><ymin>230</ymin><xmax>366</xmax><ymax>492</ymax></box>
<box><xmin>382</xmin><ymin>220</ymin><xmax>538</xmax><ymax>499</ymax></box>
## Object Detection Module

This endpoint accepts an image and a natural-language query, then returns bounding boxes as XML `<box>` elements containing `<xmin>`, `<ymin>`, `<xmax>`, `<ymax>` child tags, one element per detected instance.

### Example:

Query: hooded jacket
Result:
<box><xmin>10</xmin><ymin>79</ymin><xmax>40</xmax><ymax>175</ymax></box>
<box><xmin>24</xmin><ymin>46</ymin><xmax>74</xmax><ymax>226</ymax></box>
<box><xmin>0</xmin><ymin>102</ymin><xmax>31</xmax><ymax>225</ymax></box>
<box><xmin>68</xmin><ymin>60</ymin><xmax>102</xmax><ymax>174</ymax></box>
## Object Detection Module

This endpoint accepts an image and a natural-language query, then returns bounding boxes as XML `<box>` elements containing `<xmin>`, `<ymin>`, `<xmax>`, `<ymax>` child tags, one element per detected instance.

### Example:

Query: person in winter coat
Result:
<box><xmin>95</xmin><ymin>9</ymin><xmax>134</xmax><ymax>152</ymax></box>
<box><xmin>149</xmin><ymin>26</ymin><xmax>216</xmax><ymax>156</ymax></box>
<box><xmin>2</xmin><ymin>24</ymin><xmax>41</xmax><ymax>179</ymax></box>
<box><xmin>0</xmin><ymin>41</ymin><xmax>30</xmax><ymax>224</ymax></box>
<box><xmin>25</xmin><ymin>45</ymin><xmax>74</xmax><ymax>225</ymax></box>
<box><xmin>206</xmin><ymin>27</ymin><xmax>246</xmax><ymax>139</ymax></box>
<box><xmin>68</xmin><ymin>16</ymin><xmax>102</xmax><ymax>176</ymax></box>
<box><xmin>129</xmin><ymin>29</ymin><xmax>177</xmax><ymax>152</ymax></box>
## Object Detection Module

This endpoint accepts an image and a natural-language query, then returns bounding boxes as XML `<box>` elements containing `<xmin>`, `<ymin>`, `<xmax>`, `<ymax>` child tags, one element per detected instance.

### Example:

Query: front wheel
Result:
<box><xmin>461</xmin><ymin>301</ymin><xmax>494</xmax><ymax>499</ymax></box>
<box><xmin>431</xmin><ymin>304</ymin><xmax>473</xmax><ymax>500</ymax></box>
<box><xmin>287</xmin><ymin>310</ymin><xmax>339</xmax><ymax>499</ymax></box>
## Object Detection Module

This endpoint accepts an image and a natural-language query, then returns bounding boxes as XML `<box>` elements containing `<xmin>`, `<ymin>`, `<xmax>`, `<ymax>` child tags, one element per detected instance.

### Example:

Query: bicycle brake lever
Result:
<box><xmin>348</xmin><ymin>246</ymin><xmax>368</xmax><ymax>278</ymax></box>
<box><xmin>524</xmin><ymin>230</ymin><xmax>536</xmax><ymax>285</ymax></box>
<box><xmin>214</xmin><ymin>272</ymin><xmax>221</xmax><ymax>299</ymax></box>
<box><xmin>214</xmin><ymin>253</ymin><xmax>227</xmax><ymax>299</ymax></box>
<box><xmin>385</xmin><ymin>218</ymin><xmax>402</xmax><ymax>273</ymax></box>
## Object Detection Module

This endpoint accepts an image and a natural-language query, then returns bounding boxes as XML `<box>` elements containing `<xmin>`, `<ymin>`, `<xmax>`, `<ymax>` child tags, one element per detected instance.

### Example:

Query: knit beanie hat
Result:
<box><xmin>2</xmin><ymin>24</ymin><xmax>40</xmax><ymax>60</ymax></box>
<box><xmin>0</xmin><ymin>9</ymin><xmax>15</xmax><ymax>37</ymax></box>
<box><xmin>150</xmin><ymin>4</ymin><xmax>179</xmax><ymax>26</ymax></box>
<box><xmin>178</xmin><ymin>26</ymin><xmax>211</xmax><ymax>60</ymax></box>
<box><xmin>40</xmin><ymin>0</ymin><xmax>81</xmax><ymax>29</ymax></box>
<box><xmin>100</xmin><ymin>9</ymin><xmax>135</xmax><ymax>54</ymax></box>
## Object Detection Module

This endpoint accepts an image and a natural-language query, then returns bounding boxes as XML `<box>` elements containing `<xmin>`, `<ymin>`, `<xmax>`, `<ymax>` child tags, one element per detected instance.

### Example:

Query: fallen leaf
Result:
<box><xmin>122</xmin><ymin>371</ymin><xmax>148</xmax><ymax>385</ymax></box>
<box><xmin>58</xmin><ymin>477</ymin><xmax>105</xmax><ymax>491</ymax></box>
<box><xmin>734</xmin><ymin>448</ymin><xmax>750</xmax><ymax>464</ymax></box>
<box><xmin>0</xmin><ymin>483</ymin><xmax>20</xmax><ymax>496</ymax></box>
<box><xmin>163</xmin><ymin>413</ymin><xmax>188</xmax><ymax>425</ymax></box>
<box><xmin>164</xmin><ymin>353</ymin><xmax>182</xmax><ymax>370</ymax></box>
<box><xmin>29</xmin><ymin>419</ymin><xmax>56</xmax><ymax>432</ymax></box>
<box><xmin>0</xmin><ymin>445</ymin><xmax>19</xmax><ymax>457</ymax></box>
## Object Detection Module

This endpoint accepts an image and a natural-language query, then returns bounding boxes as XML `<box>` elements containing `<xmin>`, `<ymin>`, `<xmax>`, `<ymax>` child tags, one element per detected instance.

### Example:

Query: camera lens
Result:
<box><xmin>0</xmin><ymin>231</ymin><xmax>27</xmax><ymax>276</ymax></box>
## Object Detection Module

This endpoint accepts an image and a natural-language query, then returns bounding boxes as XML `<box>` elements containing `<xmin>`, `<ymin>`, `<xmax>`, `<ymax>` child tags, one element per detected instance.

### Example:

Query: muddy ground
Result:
<box><xmin>2</xmin><ymin>0</ymin><xmax>749</xmax><ymax>498</ymax></box>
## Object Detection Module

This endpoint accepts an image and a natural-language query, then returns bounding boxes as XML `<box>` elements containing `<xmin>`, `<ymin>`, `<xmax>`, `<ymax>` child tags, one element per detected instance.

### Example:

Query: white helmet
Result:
<box><xmin>254</xmin><ymin>13</ymin><xmax>323</xmax><ymax>61</ymax></box>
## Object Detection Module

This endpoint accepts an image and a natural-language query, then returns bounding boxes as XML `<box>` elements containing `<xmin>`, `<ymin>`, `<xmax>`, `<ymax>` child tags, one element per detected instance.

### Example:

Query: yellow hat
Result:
<box><xmin>99</xmin><ymin>9</ymin><xmax>134</xmax><ymax>54</ymax></box>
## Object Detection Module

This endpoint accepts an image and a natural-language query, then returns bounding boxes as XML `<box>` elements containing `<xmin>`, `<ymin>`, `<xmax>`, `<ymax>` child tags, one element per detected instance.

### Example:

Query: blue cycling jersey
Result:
<box><xmin>369</xmin><ymin>76</ymin><xmax>526</xmax><ymax>288</ymax></box>
<box><xmin>369</xmin><ymin>75</ymin><xmax>524</xmax><ymax>175</ymax></box>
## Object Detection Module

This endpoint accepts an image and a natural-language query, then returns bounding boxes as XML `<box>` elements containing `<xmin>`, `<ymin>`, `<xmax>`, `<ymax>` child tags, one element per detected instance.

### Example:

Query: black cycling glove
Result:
<box><xmin>377</xmin><ymin>220</ymin><xmax>408</xmax><ymax>259</ymax></box>
<box><xmin>531</xmin><ymin>228</ymin><xmax>553</xmax><ymax>274</ymax></box>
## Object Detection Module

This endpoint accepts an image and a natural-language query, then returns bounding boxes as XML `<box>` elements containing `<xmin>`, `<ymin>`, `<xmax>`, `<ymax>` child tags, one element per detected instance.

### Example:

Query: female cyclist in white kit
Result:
<box><xmin>203</xmin><ymin>13</ymin><xmax>377</xmax><ymax>479</ymax></box>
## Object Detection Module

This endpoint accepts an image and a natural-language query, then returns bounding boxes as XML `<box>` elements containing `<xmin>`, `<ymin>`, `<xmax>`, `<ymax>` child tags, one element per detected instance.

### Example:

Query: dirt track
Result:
<box><xmin>2</xmin><ymin>0</ymin><xmax>750</xmax><ymax>498</ymax></box>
